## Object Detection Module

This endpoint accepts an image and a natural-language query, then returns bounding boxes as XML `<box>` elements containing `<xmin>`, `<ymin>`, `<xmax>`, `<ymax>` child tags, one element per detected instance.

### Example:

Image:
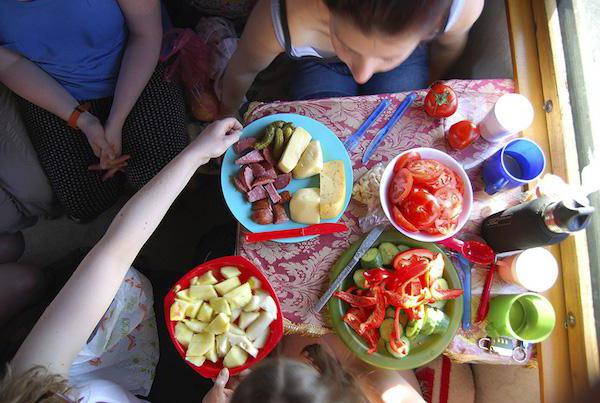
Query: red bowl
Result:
<box><xmin>163</xmin><ymin>255</ymin><xmax>284</xmax><ymax>378</ymax></box>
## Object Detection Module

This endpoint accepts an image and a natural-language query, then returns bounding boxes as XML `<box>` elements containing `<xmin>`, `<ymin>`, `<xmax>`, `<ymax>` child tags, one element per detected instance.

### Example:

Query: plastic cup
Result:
<box><xmin>486</xmin><ymin>293</ymin><xmax>556</xmax><ymax>343</ymax></box>
<box><xmin>478</xmin><ymin>94</ymin><xmax>534</xmax><ymax>142</ymax></box>
<box><xmin>482</xmin><ymin>138</ymin><xmax>546</xmax><ymax>195</ymax></box>
<box><xmin>497</xmin><ymin>248</ymin><xmax>558</xmax><ymax>292</ymax></box>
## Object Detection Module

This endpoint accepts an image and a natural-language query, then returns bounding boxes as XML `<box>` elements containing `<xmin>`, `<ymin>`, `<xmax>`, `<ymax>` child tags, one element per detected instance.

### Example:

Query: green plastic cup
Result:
<box><xmin>486</xmin><ymin>293</ymin><xmax>556</xmax><ymax>343</ymax></box>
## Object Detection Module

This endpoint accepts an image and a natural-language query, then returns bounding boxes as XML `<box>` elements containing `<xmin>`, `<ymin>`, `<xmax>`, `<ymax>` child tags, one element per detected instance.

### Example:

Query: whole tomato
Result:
<box><xmin>447</xmin><ymin>120</ymin><xmax>480</xmax><ymax>150</ymax></box>
<box><xmin>424</xmin><ymin>83</ymin><xmax>458</xmax><ymax>118</ymax></box>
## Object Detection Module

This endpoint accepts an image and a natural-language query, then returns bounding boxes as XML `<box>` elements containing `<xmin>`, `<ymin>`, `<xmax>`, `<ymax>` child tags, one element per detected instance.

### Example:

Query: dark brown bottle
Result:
<box><xmin>481</xmin><ymin>195</ymin><xmax>594</xmax><ymax>253</ymax></box>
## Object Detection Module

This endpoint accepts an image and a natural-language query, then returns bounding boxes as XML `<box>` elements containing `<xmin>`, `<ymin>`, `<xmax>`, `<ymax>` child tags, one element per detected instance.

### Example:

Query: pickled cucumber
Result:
<box><xmin>273</xmin><ymin>128</ymin><xmax>285</xmax><ymax>159</ymax></box>
<box><xmin>256</xmin><ymin>125</ymin><xmax>275</xmax><ymax>150</ymax></box>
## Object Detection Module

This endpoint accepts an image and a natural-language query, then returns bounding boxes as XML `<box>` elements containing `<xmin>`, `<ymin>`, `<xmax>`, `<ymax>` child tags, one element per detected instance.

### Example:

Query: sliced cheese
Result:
<box><xmin>292</xmin><ymin>140</ymin><xmax>323</xmax><ymax>179</ymax></box>
<box><xmin>277</xmin><ymin>127</ymin><xmax>312</xmax><ymax>173</ymax></box>
<box><xmin>320</xmin><ymin>160</ymin><xmax>346</xmax><ymax>219</ymax></box>
<box><xmin>290</xmin><ymin>187</ymin><xmax>320</xmax><ymax>224</ymax></box>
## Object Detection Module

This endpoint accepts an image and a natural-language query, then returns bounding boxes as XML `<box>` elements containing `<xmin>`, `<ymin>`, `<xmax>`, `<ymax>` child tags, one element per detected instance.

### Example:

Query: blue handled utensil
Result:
<box><xmin>456</xmin><ymin>254</ymin><xmax>472</xmax><ymax>330</ymax></box>
<box><xmin>344</xmin><ymin>99</ymin><xmax>391</xmax><ymax>151</ymax></box>
<box><xmin>361</xmin><ymin>92</ymin><xmax>417</xmax><ymax>164</ymax></box>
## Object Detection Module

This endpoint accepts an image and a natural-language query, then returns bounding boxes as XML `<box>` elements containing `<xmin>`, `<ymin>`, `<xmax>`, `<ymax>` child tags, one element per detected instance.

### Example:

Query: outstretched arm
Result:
<box><xmin>11</xmin><ymin>119</ymin><xmax>242</xmax><ymax>377</ymax></box>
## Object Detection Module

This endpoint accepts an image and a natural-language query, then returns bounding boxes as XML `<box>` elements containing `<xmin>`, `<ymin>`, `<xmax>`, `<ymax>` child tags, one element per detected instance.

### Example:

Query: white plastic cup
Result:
<box><xmin>497</xmin><ymin>247</ymin><xmax>558</xmax><ymax>292</ymax></box>
<box><xmin>478</xmin><ymin>94</ymin><xmax>534</xmax><ymax>142</ymax></box>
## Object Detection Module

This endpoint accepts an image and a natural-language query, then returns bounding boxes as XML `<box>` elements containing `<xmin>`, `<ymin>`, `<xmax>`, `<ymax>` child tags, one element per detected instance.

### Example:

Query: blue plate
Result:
<box><xmin>221</xmin><ymin>113</ymin><xmax>353</xmax><ymax>243</ymax></box>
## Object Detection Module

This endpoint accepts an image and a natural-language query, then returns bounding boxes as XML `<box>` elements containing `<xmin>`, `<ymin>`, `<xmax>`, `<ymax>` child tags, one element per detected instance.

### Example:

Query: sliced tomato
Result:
<box><xmin>392</xmin><ymin>249</ymin><xmax>434</xmax><ymax>270</ymax></box>
<box><xmin>389</xmin><ymin>168</ymin><xmax>413</xmax><ymax>205</ymax></box>
<box><xmin>406</xmin><ymin>159</ymin><xmax>444</xmax><ymax>184</ymax></box>
<box><xmin>425</xmin><ymin>167</ymin><xmax>457</xmax><ymax>192</ymax></box>
<box><xmin>400</xmin><ymin>188</ymin><xmax>441</xmax><ymax>230</ymax></box>
<box><xmin>435</xmin><ymin>187</ymin><xmax>463</xmax><ymax>219</ymax></box>
<box><xmin>434</xmin><ymin>217</ymin><xmax>458</xmax><ymax>235</ymax></box>
<box><xmin>394</xmin><ymin>151</ymin><xmax>421</xmax><ymax>173</ymax></box>
<box><xmin>392</xmin><ymin>205</ymin><xmax>418</xmax><ymax>232</ymax></box>
<box><xmin>455</xmin><ymin>175</ymin><xmax>465</xmax><ymax>195</ymax></box>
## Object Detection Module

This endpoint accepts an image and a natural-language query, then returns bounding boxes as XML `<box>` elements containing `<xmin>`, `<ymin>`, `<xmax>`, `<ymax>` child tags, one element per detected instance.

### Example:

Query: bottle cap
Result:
<box><xmin>553</xmin><ymin>199</ymin><xmax>595</xmax><ymax>233</ymax></box>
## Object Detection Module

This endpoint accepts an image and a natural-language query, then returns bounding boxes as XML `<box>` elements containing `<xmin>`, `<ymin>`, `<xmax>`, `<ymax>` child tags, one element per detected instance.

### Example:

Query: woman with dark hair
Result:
<box><xmin>0</xmin><ymin>0</ymin><xmax>189</xmax><ymax>222</ymax></box>
<box><xmin>220</xmin><ymin>0</ymin><xmax>483</xmax><ymax>116</ymax></box>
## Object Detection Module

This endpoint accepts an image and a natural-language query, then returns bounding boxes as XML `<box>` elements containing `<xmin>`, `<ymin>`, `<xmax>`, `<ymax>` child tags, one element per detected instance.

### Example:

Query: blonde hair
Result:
<box><xmin>231</xmin><ymin>344</ymin><xmax>367</xmax><ymax>403</ymax></box>
<box><xmin>0</xmin><ymin>364</ymin><xmax>76</xmax><ymax>403</ymax></box>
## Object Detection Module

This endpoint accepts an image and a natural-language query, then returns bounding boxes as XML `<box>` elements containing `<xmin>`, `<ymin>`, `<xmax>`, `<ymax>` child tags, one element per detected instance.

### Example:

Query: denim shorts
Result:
<box><xmin>290</xmin><ymin>44</ymin><xmax>430</xmax><ymax>100</ymax></box>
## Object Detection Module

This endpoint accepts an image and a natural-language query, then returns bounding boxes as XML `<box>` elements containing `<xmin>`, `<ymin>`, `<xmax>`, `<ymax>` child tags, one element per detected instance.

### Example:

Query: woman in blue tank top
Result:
<box><xmin>0</xmin><ymin>0</ymin><xmax>189</xmax><ymax>222</ymax></box>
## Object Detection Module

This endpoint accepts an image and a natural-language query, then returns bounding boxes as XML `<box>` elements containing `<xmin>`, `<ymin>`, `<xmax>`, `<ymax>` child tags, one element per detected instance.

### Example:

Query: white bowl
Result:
<box><xmin>379</xmin><ymin>147</ymin><xmax>474</xmax><ymax>242</ymax></box>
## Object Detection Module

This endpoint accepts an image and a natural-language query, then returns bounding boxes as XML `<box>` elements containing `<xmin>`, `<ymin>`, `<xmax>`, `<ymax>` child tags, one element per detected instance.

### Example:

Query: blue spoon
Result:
<box><xmin>361</xmin><ymin>92</ymin><xmax>417</xmax><ymax>164</ymax></box>
<box><xmin>455</xmin><ymin>254</ymin><xmax>472</xmax><ymax>330</ymax></box>
<box><xmin>343</xmin><ymin>99</ymin><xmax>391</xmax><ymax>152</ymax></box>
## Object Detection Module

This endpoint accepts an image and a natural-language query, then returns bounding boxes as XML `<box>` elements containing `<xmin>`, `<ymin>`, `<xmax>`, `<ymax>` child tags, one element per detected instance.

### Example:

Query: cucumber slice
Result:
<box><xmin>430</xmin><ymin>278</ymin><xmax>449</xmax><ymax>310</ymax></box>
<box><xmin>431</xmin><ymin>310</ymin><xmax>450</xmax><ymax>335</ymax></box>
<box><xmin>378</xmin><ymin>242</ymin><xmax>400</xmax><ymax>266</ymax></box>
<box><xmin>420</xmin><ymin>307</ymin><xmax>435</xmax><ymax>336</ymax></box>
<box><xmin>379</xmin><ymin>318</ymin><xmax>403</xmax><ymax>342</ymax></box>
<box><xmin>385</xmin><ymin>336</ymin><xmax>411</xmax><ymax>359</ymax></box>
<box><xmin>406</xmin><ymin>316</ymin><xmax>424</xmax><ymax>339</ymax></box>
<box><xmin>385</xmin><ymin>307</ymin><xmax>396</xmax><ymax>318</ymax></box>
<box><xmin>386</xmin><ymin>307</ymin><xmax>409</xmax><ymax>325</ymax></box>
<box><xmin>395</xmin><ymin>244</ymin><xmax>411</xmax><ymax>253</ymax></box>
<box><xmin>353</xmin><ymin>269</ymin><xmax>367</xmax><ymax>289</ymax></box>
<box><xmin>360</xmin><ymin>248</ymin><xmax>383</xmax><ymax>269</ymax></box>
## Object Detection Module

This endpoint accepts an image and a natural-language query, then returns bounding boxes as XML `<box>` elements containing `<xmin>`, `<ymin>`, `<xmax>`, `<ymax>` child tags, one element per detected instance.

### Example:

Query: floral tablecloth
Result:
<box><xmin>238</xmin><ymin>79</ymin><xmax>536</xmax><ymax>366</ymax></box>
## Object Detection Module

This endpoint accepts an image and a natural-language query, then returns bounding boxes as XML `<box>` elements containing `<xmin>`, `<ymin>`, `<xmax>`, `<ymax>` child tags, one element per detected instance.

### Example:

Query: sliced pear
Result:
<box><xmin>223</xmin><ymin>346</ymin><xmax>248</xmax><ymax>368</ymax></box>
<box><xmin>224</xmin><ymin>283</ymin><xmax>252</xmax><ymax>308</ymax></box>
<box><xmin>254</xmin><ymin>329</ymin><xmax>269</xmax><ymax>349</ymax></box>
<box><xmin>205</xmin><ymin>343</ymin><xmax>218</xmax><ymax>363</ymax></box>
<box><xmin>185</xmin><ymin>301</ymin><xmax>203</xmax><ymax>318</ymax></box>
<box><xmin>189</xmin><ymin>284</ymin><xmax>218</xmax><ymax>300</ymax></box>
<box><xmin>209</xmin><ymin>297</ymin><xmax>232</xmax><ymax>316</ymax></box>
<box><xmin>175</xmin><ymin>322</ymin><xmax>194</xmax><ymax>347</ymax></box>
<box><xmin>205</xmin><ymin>313</ymin><xmax>231</xmax><ymax>335</ymax></box>
<box><xmin>176</xmin><ymin>289</ymin><xmax>193</xmax><ymax>302</ymax></box>
<box><xmin>197</xmin><ymin>271</ymin><xmax>218</xmax><ymax>285</ymax></box>
<box><xmin>185</xmin><ymin>355</ymin><xmax>206</xmax><ymax>367</ymax></box>
<box><xmin>243</xmin><ymin>295</ymin><xmax>261</xmax><ymax>312</ymax></box>
<box><xmin>187</xmin><ymin>333</ymin><xmax>214</xmax><ymax>357</ymax></box>
<box><xmin>221</xmin><ymin>266</ymin><xmax>241</xmax><ymax>279</ymax></box>
<box><xmin>247</xmin><ymin>276</ymin><xmax>262</xmax><ymax>290</ymax></box>
<box><xmin>216</xmin><ymin>334</ymin><xmax>231</xmax><ymax>358</ymax></box>
<box><xmin>183</xmin><ymin>319</ymin><xmax>208</xmax><ymax>333</ymax></box>
<box><xmin>230</xmin><ymin>307</ymin><xmax>242</xmax><ymax>322</ymax></box>
<box><xmin>214</xmin><ymin>277</ymin><xmax>242</xmax><ymax>296</ymax></box>
<box><xmin>196</xmin><ymin>303</ymin><xmax>214</xmax><ymax>322</ymax></box>
<box><xmin>228</xmin><ymin>324</ymin><xmax>245</xmax><ymax>336</ymax></box>
<box><xmin>239</xmin><ymin>311</ymin><xmax>260</xmax><ymax>330</ymax></box>
<box><xmin>246</xmin><ymin>311</ymin><xmax>275</xmax><ymax>341</ymax></box>
<box><xmin>170</xmin><ymin>300</ymin><xmax>188</xmax><ymax>321</ymax></box>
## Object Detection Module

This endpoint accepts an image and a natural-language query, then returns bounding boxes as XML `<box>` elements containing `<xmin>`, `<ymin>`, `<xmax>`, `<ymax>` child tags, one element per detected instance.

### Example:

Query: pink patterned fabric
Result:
<box><xmin>238</xmin><ymin>79</ymin><xmax>535</xmax><ymax>365</ymax></box>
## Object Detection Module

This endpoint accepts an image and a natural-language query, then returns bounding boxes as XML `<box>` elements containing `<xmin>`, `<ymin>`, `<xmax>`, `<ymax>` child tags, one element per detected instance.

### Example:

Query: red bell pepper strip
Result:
<box><xmin>334</xmin><ymin>291</ymin><xmax>377</xmax><ymax>307</ymax></box>
<box><xmin>343</xmin><ymin>308</ymin><xmax>379</xmax><ymax>354</ymax></box>
<box><xmin>392</xmin><ymin>249</ymin><xmax>434</xmax><ymax>271</ymax></box>
<box><xmin>360</xmin><ymin>287</ymin><xmax>386</xmax><ymax>333</ymax></box>
<box><xmin>406</xmin><ymin>305</ymin><xmax>425</xmax><ymax>321</ymax></box>
<box><xmin>390</xmin><ymin>306</ymin><xmax>403</xmax><ymax>352</ymax></box>
<box><xmin>363</xmin><ymin>268</ymin><xmax>391</xmax><ymax>288</ymax></box>
<box><xmin>385</xmin><ymin>288</ymin><xmax>431</xmax><ymax>309</ymax></box>
<box><xmin>431</xmin><ymin>288</ymin><xmax>463</xmax><ymax>301</ymax></box>
<box><xmin>387</xmin><ymin>261</ymin><xmax>430</xmax><ymax>291</ymax></box>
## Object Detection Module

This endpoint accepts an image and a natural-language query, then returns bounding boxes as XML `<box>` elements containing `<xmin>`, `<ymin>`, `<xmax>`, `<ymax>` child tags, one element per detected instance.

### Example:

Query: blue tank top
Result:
<box><xmin>0</xmin><ymin>0</ymin><xmax>127</xmax><ymax>100</ymax></box>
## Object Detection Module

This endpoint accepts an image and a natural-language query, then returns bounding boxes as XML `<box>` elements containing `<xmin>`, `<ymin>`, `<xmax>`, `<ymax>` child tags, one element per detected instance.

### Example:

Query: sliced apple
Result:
<box><xmin>206</xmin><ymin>343</ymin><xmax>218</xmax><ymax>363</ymax></box>
<box><xmin>176</xmin><ymin>289</ymin><xmax>193</xmax><ymax>302</ymax></box>
<box><xmin>187</xmin><ymin>333</ymin><xmax>214</xmax><ymax>357</ymax></box>
<box><xmin>224</xmin><ymin>283</ymin><xmax>252</xmax><ymax>308</ymax></box>
<box><xmin>170</xmin><ymin>300</ymin><xmax>188</xmax><ymax>321</ymax></box>
<box><xmin>246</xmin><ymin>311</ymin><xmax>275</xmax><ymax>341</ymax></box>
<box><xmin>185</xmin><ymin>301</ymin><xmax>203</xmax><ymax>318</ymax></box>
<box><xmin>254</xmin><ymin>329</ymin><xmax>269</xmax><ymax>349</ymax></box>
<box><xmin>183</xmin><ymin>319</ymin><xmax>207</xmax><ymax>333</ymax></box>
<box><xmin>243</xmin><ymin>295</ymin><xmax>261</xmax><ymax>312</ymax></box>
<box><xmin>196</xmin><ymin>271</ymin><xmax>218</xmax><ymax>285</ymax></box>
<box><xmin>221</xmin><ymin>266</ymin><xmax>241</xmax><ymax>279</ymax></box>
<box><xmin>239</xmin><ymin>311</ymin><xmax>260</xmax><ymax>330</ymax></box>
<box><xmin>185</xmin><ymin>355</ymin><xmax>206</xmax><ymax>367</ymax></box>
<box><xmin>223</xmin><ymin>346</ymin><xmax>248</xmax><ymax>368</ymax></box>
<box><xmin>216</xmin><ymin>334</ymin><xmax>230</xmax><ymax>358</ymax></box>
<box><xmin>196</xmin><ymin>303</ymin><xmax>214</xmax><ymax>322</ymax></box>
<box><xmin>189</xmin><ymin>284</ymin><xmax>218</xmax><ymax>300</ymax></box>
<box><xmin>175</xmin><ymin>322</ymin><xmax>194</xmax><ymax>347</ymax></box>
<box><xmin>205</xmin><ymin>313</ymin><xmax>230</xmax><ymax>335</ymax></box>
<box><xmin>230</xmin><ymin>307</ymin><xmax>242</xmax><ymax>322</ymax></box>
<box><xmin>209</xmin><ymin>297</ymin><xmax>232</xmax><ymax>316</ymax></box>
<box><xmin>247</xmin><ymin>276</ymin><xmax>262</xmax><ymax>290</ymax></box>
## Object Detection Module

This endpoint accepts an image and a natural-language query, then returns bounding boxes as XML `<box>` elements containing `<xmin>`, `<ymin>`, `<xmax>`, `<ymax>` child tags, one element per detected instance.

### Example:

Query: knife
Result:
<box><xmin>243</xmin><ymin>223</ymin><xmax>348</xmax><ymax>243</ymax></box>
<box><xmin>362</xmin><ymin>92</ymin><xmax>417</xmax><ymax>164</ymax></box>
<box><xmin>312</xmin><ymin>225</ymin><xmax>385</xmax><ymax>313</ymax></box>
<box><xmin>343</xmin><ymin>99</ymin><xmax>391</xmax><ymax>152</ymax></box>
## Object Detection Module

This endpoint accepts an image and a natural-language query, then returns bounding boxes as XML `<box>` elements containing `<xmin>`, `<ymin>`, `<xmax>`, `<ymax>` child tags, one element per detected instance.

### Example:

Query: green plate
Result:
<box><xmin>327</xmin><ymin>230</ymin><xmax>463</xmax><ymax>370</ymax></box>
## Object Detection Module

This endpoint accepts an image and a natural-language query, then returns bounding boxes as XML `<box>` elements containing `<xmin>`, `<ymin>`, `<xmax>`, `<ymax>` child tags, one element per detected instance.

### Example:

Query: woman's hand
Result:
<box><xmin>78</xmin><ymin>112</ymin><xmax>115</xmax><ymax>162</ymax></box>
<box><xmin>203</xmin><ymin>368</ymin><xmax>233</xmax><ymax>403</ymax></box>
<box><xmin>104</xmin><ymin>119</ymin><xmax>124</xmax><ymax>159</ymax></box>
<box><xmin>191</xmin><ymin>118</ymin><xmax>242</xmax><ymax>161</ymax></box>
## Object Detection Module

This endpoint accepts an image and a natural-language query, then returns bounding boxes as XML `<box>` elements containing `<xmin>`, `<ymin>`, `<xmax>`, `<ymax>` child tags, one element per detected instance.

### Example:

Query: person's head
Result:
<box><xmin>324</xmin><ymin>0</ymin><xmax>452</xmax><ymax>83</ymax></box>
<box><xmin>231</xmin><ymin>344</ymin><xmax>367</xmax><ymax>403</ymax></box>
<box><xmin>0</xmin><ymin>365</ymin><xmax>74</xmax><ymax>403</ymax></box>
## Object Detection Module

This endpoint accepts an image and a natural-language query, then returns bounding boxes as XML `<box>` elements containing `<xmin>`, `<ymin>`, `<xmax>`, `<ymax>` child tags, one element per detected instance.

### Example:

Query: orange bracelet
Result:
<box><xmin>67</xmin><ymin>102</ymin><xmax>91</xmax><ymax>130</ymax></box>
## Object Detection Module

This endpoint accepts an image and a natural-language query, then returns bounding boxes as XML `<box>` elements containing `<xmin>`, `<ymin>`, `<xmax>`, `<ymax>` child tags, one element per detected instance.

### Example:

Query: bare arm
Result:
<box><xmin>105</xmin><ymin>0</ymin><xmax>163</xmax><ymax>155</ymax></box>
<box><xmin>11</xmin><ymin>119</ymin><xmax>242</xmax><ymax>377</ymax></box>
<box><xmin>429</xmin><ymin>0</ymin><xmax>484</xmax><ymax>80</ymax></box>
<box><xmin>220</xmin><ymin>0</ymin><xmax>283</xmax><ymax>117</ymax></box>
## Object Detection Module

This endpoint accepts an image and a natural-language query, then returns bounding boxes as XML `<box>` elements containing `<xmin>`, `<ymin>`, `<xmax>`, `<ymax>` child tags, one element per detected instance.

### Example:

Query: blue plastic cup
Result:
<box><xmin>482</xmin><ymin>138</ymin><xmax>546</xmax><ymax>195</ymax></box>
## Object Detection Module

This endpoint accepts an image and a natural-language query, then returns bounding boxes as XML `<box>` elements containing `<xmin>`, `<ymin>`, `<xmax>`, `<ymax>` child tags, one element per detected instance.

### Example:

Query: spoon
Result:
<box><xmin>438</xmin><ymin>237</ymin><xmax>496</xmax><ymax>266</ymax></box>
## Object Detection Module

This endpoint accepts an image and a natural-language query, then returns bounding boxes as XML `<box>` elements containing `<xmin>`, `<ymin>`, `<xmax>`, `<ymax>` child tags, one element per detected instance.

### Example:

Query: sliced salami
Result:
<box><xmin>251</xmin><ymin>208</ymin><xmax>273</xmax><ymax>225</ymax></box>
<box><xmin>239</xmin><ymin>165</ymin><xmax>255</xmax><ymax>190</ymax></box>
<box><xmin>233</xmin><ymin>176</ymin><xmax>249</xmax><ymax>193</ymax></box>
<box><xmin>262</xmin><ymin>147</ymin><xmax>277</xmax><ymax>167</ymax></box>
<box><xmin>246</xmin><ymin>185</ymin><xmax>268</xmax><ymax>202</ymax></box>
<box><xmin>252</xmin><ymin>199</ymin><xmax>271</xmax><ymax>211</ymax></box>
<box><xmin>272</xmin><ymin>204</ymin><xmax>289</xmax><ymax>224</ymax></box>
<box><xmin>273</xmin><ymin>173</ymin><xmax>292</xmax><ymax>190</ymax></box>
<box><xmin>234</xmin><ymin>137</ymin><xmax>256</xmax><ymax>154</ymax></box>
<box><xmin>264</xmin><ymin>182</ymin><xmax>281</xmax><ymax>204</ymax></box>
<box><xmin>235</xmin><ymin>149</ymin><xmax>264</xmax><ymax>165</ymax></box>
<box><xmin>252</xmin><ymin>176</ymin><xmax>275</xmax><ymax>188</ymax></box>
<box><xmin>277</xmin><ymin>190</ymin><xmax>292</xmax><ymax>204</ymax></box>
